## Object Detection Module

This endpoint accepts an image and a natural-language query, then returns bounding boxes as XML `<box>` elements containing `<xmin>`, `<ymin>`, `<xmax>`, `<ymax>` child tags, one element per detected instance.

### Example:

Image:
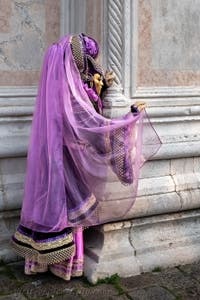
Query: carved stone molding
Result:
<box><xmin>134</xmin><ymin>86</ymin><xmax>200</xmax><ymax>106</ymax></box>
<box><xmin>0</xmin><ymin>87</ymin><xmax>35</xmax><ymax>158</ymax></box>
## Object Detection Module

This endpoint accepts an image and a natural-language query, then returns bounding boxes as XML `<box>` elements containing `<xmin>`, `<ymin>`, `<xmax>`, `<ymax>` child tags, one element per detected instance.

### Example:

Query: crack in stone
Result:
<box><xmin>14</xmin><ymin>1</ymin><xmax>44</xmax><ymax>37</ymax></box>
<box><xmin>14</xmin><ymin>1</ymin><xmax>45</xmax><ymax>54</ymax></box>
<box><xmin>128</xmin><ymin>221</ymin><xmax>144</xmax><ymax>274</ymax></box>
<box><xmin>170</xmin><ymin>159</ymin><xmax>183</xmax><ymax>211</ymax></box>
<box><xmin>0</xmin><ymin>1</ymin><xmax>49</xmax><ymax>75</ymax></box>
<box><xmin>0</xmin><ymin>35</ymin><xmax>24</xmax><ymax>69</ymax></box>
<box><xmin>176</xmin><ymin>266</ymin><xmax>200</xmax><ymax>285</ymax></box>
<box><xmin>128</xmin><ymin>222</ymin><xmax>137</xmax><ymax>256</ymax></box>
<box><xmin>0</xmin><ymin>53</ymin><xmax>16</xmax><ymax>69</ymax></box>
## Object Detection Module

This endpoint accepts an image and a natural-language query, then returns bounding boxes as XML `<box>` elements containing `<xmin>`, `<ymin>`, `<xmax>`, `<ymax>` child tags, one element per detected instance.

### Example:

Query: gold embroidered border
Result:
<box><xmin>25</xmin><ymin>262</ymin><xmax>48</xmax><ymax>274</ymax></box>
<box><xmin>14</xmin><ymin>231</ymin><xmax>73</xmax><ymax>251</ymax></box>
<box><xmin>49</xmin><ymin>266</ymin><xmax>71</xmax><ymax>281</ymax></box>
<box><xmin>71</xmin><ymin>259</ymin><xmax>83</xmax><ymax>265</ymax></box>
<box><xmin>11</xmin><ymin>240</ymin><xmax>75</xmax><ymax>265</ymax></box>
<box><xmin>68</xmin><ymin>193</ymin><xmax>96</xmax><ymax>221</ymax></box>
<box><xmin>72</xmin><ymin>270</ymin><xmax>83</xmax><ymax>277</ymax></box>
<box><xmin>49</xmin><ymin>265</ymin><xmax>83</xmax><ymax>281</ymax></box>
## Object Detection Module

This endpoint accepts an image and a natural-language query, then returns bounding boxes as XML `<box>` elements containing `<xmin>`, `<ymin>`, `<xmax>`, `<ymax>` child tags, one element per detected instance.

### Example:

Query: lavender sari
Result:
<box><xmin>12</xmin><ymin>35</ymin><xmax>161</xmax><ymax>280</ymax></box>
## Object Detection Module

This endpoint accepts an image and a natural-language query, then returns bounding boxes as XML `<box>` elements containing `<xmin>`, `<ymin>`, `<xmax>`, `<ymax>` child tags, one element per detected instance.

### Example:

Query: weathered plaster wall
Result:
<box><xmin>138</xmin><ymin>0</ymin><xmax>200</xmax><ymax>87</ymax></box>
<box><xmin>0</xmin><ymin>0</ymin><xmax>60</xmax><ymax>86</ymax></box>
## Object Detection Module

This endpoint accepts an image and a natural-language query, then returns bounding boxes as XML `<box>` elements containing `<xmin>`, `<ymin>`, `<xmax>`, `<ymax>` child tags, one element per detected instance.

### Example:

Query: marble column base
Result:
<box><xmin>84</xmin><ymin>209</ymin><xmax>200</xmax><ymax>283</ymax></box>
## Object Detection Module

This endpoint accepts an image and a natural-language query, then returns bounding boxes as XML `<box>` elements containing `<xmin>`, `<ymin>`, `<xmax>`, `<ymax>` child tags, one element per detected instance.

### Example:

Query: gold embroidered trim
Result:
<box><xmin>49</xmin><ymin>266</ymin><xmax>71</xmax><ymax>281</ymax></box>
<box><xmin>71</xmin><ymin>259</ymin><xmax>83</xmax><ymax>265</ymax></box>
<box><xmin>68</xmin><ymin>193</ymin><xmax>96</xmax><ymax>221</ymax></box>
<box><xmin>49</xmin><ymin>265</ymin><xmax>83</xmax><ymax>281</ymax></box>
<box><xmin>14</xmin><ymin>231</ymin><xmax>73</xmax><ymax>251</ymax></box>
<box><xmin>11</xmin><ymin>240</ymin><xmax>75</xmax><ymax>265</ymax></box>
<box><xmin>25</xmin><ymin>262</ymin><xmax>48</xmax><ymax>274</ymax></box>
<box><xmin>72</xmin><ymin>270</ymin><xmax>83</xmax><ymax>277</ymax></box>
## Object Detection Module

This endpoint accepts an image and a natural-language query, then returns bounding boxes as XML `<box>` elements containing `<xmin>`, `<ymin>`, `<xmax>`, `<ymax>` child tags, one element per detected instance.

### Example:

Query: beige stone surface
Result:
<box><xmin>0</xmin><ymin>0</ymin><xmax>12</xmax><ymax>33</ymax></box>
<box><xmin>0</xmin><ymin>0</ymin><xmax>60</xmax><ymax>86</ymax></box>
<box><xmin>137</xmin><ymin>0</ymin><xmax>200</xmax><ymax>87</ymax></box>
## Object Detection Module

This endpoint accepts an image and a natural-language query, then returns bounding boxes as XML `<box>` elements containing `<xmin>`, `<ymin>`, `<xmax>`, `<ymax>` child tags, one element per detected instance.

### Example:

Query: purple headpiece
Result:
<box><xmin>71</xmin><ymin>33</ymin><xmax>103</xmax><ymax>82</ymax></box>
<box><xmin>81</xmin><ymin>33</ymin><xmax>99</xmax><ymax>58</ymax></box>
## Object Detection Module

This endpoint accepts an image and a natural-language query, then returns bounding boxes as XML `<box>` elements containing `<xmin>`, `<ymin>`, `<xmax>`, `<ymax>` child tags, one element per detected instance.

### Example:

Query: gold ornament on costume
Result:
<box><xmin>93</xmin><ymin>73</ymin><xmax>104</xmax><ymax>95</ymax></box>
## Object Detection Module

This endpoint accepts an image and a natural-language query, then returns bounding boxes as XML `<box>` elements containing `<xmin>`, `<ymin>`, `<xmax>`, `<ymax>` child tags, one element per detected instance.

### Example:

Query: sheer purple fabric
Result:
<box><xmin>20</xmin><ymin>35</ymin><xmax>161</xmax><ymax>233</ymax></box>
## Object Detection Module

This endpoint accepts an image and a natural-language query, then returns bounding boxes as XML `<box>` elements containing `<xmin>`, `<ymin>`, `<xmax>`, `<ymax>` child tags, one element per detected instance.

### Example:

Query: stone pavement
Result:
<box><xmin>0</xmin><ymin>261</ymin><xmax>200</xmax><ymax>300</ymax></box>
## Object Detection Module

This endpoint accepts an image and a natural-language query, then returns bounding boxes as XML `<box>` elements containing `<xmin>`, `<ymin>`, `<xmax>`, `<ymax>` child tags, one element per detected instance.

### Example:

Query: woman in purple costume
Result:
<box><xmin>11</xmin><ymin>34</ymin><xmax>160</xmax><ymax>280</ymax></box>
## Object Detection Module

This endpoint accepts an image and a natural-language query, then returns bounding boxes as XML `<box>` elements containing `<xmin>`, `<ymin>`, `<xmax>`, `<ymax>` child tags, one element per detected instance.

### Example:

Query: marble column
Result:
<box><xmin>102</xmin><ymin>0</ymin><xmax>132</xmax><ymax>117</ymax></box>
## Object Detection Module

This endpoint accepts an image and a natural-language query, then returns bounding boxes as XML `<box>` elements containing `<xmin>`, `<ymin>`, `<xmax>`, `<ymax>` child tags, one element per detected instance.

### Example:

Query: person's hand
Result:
<box><xmin>134</xmin><ymin>101</ymin><xmax>147</xmax><ymax>111</ymax></box>
<box><xmin>104</xmin><ymin>70</ymin><xmax>115</xmax><ymax>87</ymax></box>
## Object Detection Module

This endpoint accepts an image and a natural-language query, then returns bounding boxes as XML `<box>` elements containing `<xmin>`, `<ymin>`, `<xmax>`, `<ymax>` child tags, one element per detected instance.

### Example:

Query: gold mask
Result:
<box><xmin>93</xmin><ymin>73</ymin><xmax>104</xmax><ymax>95</ymax></box>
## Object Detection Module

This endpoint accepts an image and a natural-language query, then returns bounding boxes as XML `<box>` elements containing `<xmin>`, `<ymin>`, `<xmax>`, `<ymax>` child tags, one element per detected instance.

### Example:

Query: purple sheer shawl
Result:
<box><xmin>20</xmin><ymin>35</ymin><xmax>160</xmax><ymax>233</ymax></box>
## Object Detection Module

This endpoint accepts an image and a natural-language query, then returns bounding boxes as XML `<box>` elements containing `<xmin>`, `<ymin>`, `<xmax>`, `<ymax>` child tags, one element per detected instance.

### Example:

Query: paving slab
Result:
<box><xmin>120</xmin><ymin>272</ymin><xmax>157</xmax><ymax>290</ymax></box>
<box><xmin>76</xmin><ymin>294</ymin><xmax>128</xmax><ymax>300</ymax></box>
<box><xmin>7</xmin><ymin>263</ymin><xmax>126</xmax><ymax>299</ymax></box>
<box><xmin>127</xmin><ymin>286</ymin><xmax>175</xmax><ymax>300</ymax></box>
<box><xmin>1</xmin><ymin>262</ymin><xmax>200</xmax><ymax>300</ymax></box>
<box><xmin>18</xmin><ymin>280</ymin><xmax>125</xmax><ymax>300</ymax></box>
<box><xmin>7</xmin><ymin>262</ymin><xmax>34</xmax><ymax>283</ymax></box>
<box><xmin>17</xmin><ymin>279</ymin><xmax>81</xmax><ymax>300</ymax></box>
<box><xmin>76</xmin><ymin>284</ymin><xmax>127</xmax><ymax>300</ymax></box>
<box><xmin>0</xmin><ymin>276</ymin><xmax>22</xmax><ymax>296</ymax></box>
<box><xmin>152</xmin><ymin>267</ymin><xmax>200</xmax><ymax>299</ymax></box>
<box><xmin>119</xmin><ymin>266</ymin><xmax>200</xmax><ymax>299</ymax></box>
<box><xmin>0</xmin><ymin>294</ymin><xmax>27</xmax><ymax>300</ymax></box>
<box><xmin>178</xmin><ymin>261</ymin><xmax>200</xmax><ymax>283</ymax></box>
<box><xmin>52</xmin><ymin>293</ymin><xmax>81</xmax><ymax>300</ymax></box>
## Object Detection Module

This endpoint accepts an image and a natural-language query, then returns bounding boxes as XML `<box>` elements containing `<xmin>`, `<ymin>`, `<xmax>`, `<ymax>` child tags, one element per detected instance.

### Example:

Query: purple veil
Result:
<box><xmin>19</xmin><ymin>35</ymin><xmax>160</xmax><ymax>234</ymax></box>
